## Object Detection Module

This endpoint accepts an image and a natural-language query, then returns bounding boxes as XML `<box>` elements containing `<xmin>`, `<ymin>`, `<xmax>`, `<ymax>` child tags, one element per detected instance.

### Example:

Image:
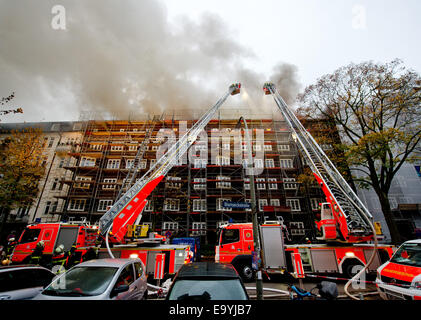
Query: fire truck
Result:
<box><xmin>215</xmin><ymin>83</ymin><xmax>395</xmax><ymax>281</ymax></box>
<box><xmin>11</xmin><ymin>83</ymin><xmax>241</xmax><ymax>278</ymax></box>
<box><xmin>10</xmin><ymin>221</ymin><xmax>98</xmax><ymax>264</ymax></box>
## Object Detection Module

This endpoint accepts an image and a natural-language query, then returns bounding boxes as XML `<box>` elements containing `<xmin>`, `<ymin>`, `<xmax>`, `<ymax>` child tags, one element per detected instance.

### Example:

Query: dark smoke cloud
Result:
<box><xmin>270</xmin><ymin>63</ymin><xmax>302</xmax><ymax>105</ymax></box>
<box><xmin>0</xmin><ymin>0</ymin><xmax>301</xmax><ymax>122</ymax></box>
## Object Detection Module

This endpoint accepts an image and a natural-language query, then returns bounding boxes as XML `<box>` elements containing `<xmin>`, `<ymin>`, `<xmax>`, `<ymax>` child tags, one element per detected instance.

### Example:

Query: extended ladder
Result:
<box><xmin>263</xmin><ymin>82</ymin><xmax>373</xmax><ymax>242</ymax></box>
<box><xmin>99</xmin><ymin>83</ymin><xmax>241</xmax><ymax>241</ymax></box>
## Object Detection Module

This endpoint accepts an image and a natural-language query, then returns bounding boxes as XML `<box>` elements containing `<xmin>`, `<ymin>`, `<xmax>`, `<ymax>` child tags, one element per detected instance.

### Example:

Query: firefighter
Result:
<box><xmin>29</xmin><ymin>241</ymin><xmax>45</xmax><ymax>265</ymax></box>
<box><xmin>51</xmin><ymin>244</ymin><xmax>66</xmax><ymax>267</ymax></box>
<box><xmin>81</xmin><ymin>246</ymin><xmax>98</xmax><ymax>262</ymax></box>
<box><xmin>65</xmin><ymin>243</ymin><xmax>80</xmax><ymax>268</ymax></box>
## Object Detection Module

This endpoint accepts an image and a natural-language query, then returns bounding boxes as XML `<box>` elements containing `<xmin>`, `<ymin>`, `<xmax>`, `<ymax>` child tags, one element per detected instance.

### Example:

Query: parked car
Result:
<box><xmin>376</xmin><ymin>239</ymin><xmax>421</xmax><ymax>300</ymax></box>
<box><xmin>34</xmin><ymin>258</ymin><xmax>148</xmax><ymax>300</ymax></box>
<box><xmin>0</xmin><ymin>265</ymin><xmax>56</xmax><ymax>300</ymax></box>
<box><xmin>166</xmin><ymin>262</ymin><xmax>249</xmax><ymax>300</ymax></box>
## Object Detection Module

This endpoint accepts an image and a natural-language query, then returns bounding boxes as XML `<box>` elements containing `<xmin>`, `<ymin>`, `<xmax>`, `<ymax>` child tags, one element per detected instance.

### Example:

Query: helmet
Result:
<box><xmin>55</xmin><ymin>244</ymin><xmax>64</xmax><ymax>255</ymax></box>
<box><xmin>36</xmin><ymin>241</ymin><xmax>45</xmax><ymax>249</ymax></box>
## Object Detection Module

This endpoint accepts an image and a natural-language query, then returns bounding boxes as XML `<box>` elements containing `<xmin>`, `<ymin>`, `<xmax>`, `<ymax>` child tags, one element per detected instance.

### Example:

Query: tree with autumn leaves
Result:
<box><xmin>297</xmin><ymin>59</ymin><xmax>421</xmax><ymax>244</ymax></box>
<box><xmin>0</xmin><ymin>128</ymin><xmax>45</xmax><ymax>237</ymax></box>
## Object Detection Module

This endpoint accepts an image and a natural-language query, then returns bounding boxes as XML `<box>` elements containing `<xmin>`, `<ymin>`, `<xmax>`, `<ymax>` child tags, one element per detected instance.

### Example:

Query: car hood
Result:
<box><xmin>32</xmin><ymin>292</ymin><xmax>108</xmax><ymax>300</ymax></box>
<box><xmin>380</xmin><ymin>262</ymin><xmax>421</xmax><ymax>282</ymax></box>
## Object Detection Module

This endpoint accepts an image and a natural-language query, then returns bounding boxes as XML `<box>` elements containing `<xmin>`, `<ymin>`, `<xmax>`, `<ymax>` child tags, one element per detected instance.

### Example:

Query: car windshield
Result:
<box><xmin>390</xmin><ymin>243</ymin><xmax>421</xmax><ymax>267</ymax></box>
<box><xmin>168</xmin><ymin>279</ymin><xmax>247</xmax><ymax>300</ymax></box>
<box><xmin>42</xmin><ymin>266</ymin><xmax>118</xmax><ymax>297</ymax></box>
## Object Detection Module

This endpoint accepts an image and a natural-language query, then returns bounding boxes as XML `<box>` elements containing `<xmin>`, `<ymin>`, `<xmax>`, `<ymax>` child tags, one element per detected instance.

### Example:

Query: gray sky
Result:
<box><xmin>1</xmin><ymin>0</ymin><xmax>420</xmax><ymax>123</ymax></box>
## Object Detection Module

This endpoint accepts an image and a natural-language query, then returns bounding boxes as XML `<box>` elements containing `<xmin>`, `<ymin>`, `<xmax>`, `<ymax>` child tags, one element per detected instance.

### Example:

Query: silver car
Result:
<box><xmin>34</xmin><ymin>258</ymin><xmax>148</xmax><ymax>300</ymax></box>
<box><xmin>0</xmin><ymin>265</ymin><xmax>56</xmax><ymax>300</ymax></box>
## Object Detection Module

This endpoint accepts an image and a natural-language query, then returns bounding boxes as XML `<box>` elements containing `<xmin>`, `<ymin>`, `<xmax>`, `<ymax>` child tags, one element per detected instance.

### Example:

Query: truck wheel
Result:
<box><xmin>342</xmin><ymin>260</ymin><xmax>364</xmax><ymax>279</ymax></box>
<box><xmin>238</xmin><ymin>263</ymin><xmax>255</xmax><ymax>282</ymax></box>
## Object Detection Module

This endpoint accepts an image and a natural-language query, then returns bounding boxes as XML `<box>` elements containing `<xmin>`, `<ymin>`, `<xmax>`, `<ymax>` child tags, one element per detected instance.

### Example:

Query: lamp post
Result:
<box><xmin>236</xmin><ymin>117</ymin><xmax>264</xmax><ymax>300</ymax></box>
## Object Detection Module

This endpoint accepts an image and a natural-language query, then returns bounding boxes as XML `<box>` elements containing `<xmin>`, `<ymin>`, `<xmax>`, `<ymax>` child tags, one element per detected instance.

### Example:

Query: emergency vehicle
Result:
<box><xmin>216</xmin><ymin>222</ymin><xmax>394</xmax><ymax>280</ymax></box>
<box><xmin>376</xmin><ymin>239</ymin><xmax>421</xmax><ymax>300</ymax></box>
<box><xmin>10</xmin><ymin>222</ymin><xmax>98</xmax><ymax>264</ymax></box>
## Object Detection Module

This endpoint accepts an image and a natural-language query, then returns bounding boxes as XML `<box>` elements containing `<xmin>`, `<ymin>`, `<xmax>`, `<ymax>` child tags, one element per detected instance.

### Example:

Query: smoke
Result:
<box><xmin>270</xmin><ymin>63</ymin><xmax>302</xmax><ymax>105</ymax></box>
<box><xmin>0</xmin><ymin>0</ymin><xmax>301</xmax><ymax>122</ymax></box>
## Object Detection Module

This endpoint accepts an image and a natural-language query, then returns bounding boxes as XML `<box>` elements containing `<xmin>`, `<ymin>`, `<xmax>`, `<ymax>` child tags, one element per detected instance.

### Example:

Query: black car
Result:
<box><xmin>166</xmin><ymin>262</ymin><xmax>249</xmax><ymax>300</ymax></box>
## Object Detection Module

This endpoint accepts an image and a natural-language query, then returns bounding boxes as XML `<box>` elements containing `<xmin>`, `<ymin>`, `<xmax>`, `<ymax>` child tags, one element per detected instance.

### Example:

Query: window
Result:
<box><xmin>16</xmin><ymin>205</ymin><xmax>30</xmax><ymax>218</ymax></box>
<box><xmin>192</xmin><ymin>222</ymin><xmax>207</xmax><ymax>236</ymax></box>
<box><xmin>44</xmin><ymin>201</ymin><xmax>51</xmax><ymax>215</ymax></box>
<box><xmin>51</xmin><ymin>178</ymin><xmax>59</xmax><ymax>190</ymax></box>
<box><xmin>134</xmin><ymin>262</ymin><xmax>144</xmax><ymax>279</ymax></box>
<box><xmin>277</xmin><ymin>144</ymin><xmax>290</xmax><ymax>151</ymax></box>
<box><xmin>270</xmin><ymin>199</ymin><xmax>280</xmax><ymax>207</ymax></box>
<box><xmin>195</xmin><ymin>144</ymin><xmax>207</xmax><ymax>152</ymax></box>
<box><xmin>253</xmin><ymin>143</ymin><xmax>262</xmax><ymax>151</ymax></box>
<box><xmin>192</xmin><ymin>199</ymin><xmax>206</xmax><ymax>212</ymax></box>
<box><xmin>144</xmin><ymin>200</ymin><xmax>153</xmax><ymax>212</ymax></box>
<box><xmin>107</xmin><ymin>159</ymin><xmax>121</xmax><ymax>169</ymax></box>
<box><xmin>48</xmin><ymin>137</ymin><xmax>55</xmax><ymax>148</ymax></box>
<box><xmin>222</xmin><ymin>143</ymin><xmax>230</xmax><ymax>150</ymax></box>
<box><xmin>128</xmin><ymin>145</ymin><xmax>138</xmax><ymax>151</ymax></box>
<box><xmin>125</xmin><ymin>159</ymin><xmax>135</xmax><ymax>169</ymax></box>
<box><xmin>268</xmin><ymin>178</ymin><xmax>277</xmax><ymax>190</ymax></box>
<box><xmin>244</xmin><ymin>178</ymin><xmax>250</xmax><ymax>190</ymax></box>
<box><xmin>68</xmin><ymin>199</ymin><xmax>86</xmax><ymax>211</ymax></box>
<box><xmin>216</xmin><ymin>156</ymin><xmax>230</xmax><ymax>166</ymax></box>
<box><xmin>19</xmin><ymin>229</ymin><xmax>41</xmax><ymax>244</ymax></box>
<box><xmin>259</xmin><ymin>199</ymin><xmax>268</xmax><ymax>211</ymax></box>
<box><xmin>265</xmin><ymin>158</ymin><xmax>275</xmax><ymax>168</ymax></box>
<box><xmin>151</xmin><ymin>146</ymin><xmax>159</xmax><ymax>151</ymax></box>
<box><xmin>166</xmin><ymin>176</ymin><xmax>182</xmax><ymax>189</ymax></box>
<box><xmin>217</xmin><ymin>198</ymin><xmax>232</xmax><ymax>211</ymax></box>
<box><xmin>310</xmin><ymin>198</ymin><xmax>321</xmax><ymax>211</ymax></box>
<box><xmin>264</xmin><ymin>144</ymin><xmax>272</xmax><ymax>151</ymax></box>
<box><xmin>111</xmin><ymin>145</ymin><xmax>124</xmax><ymax>151</ymax></box>
<box><xmin>216</xmin><ymin>176</ymin><xmax>231</xmax><ymax>189</ymax></box>
<box><xmin>290</xmin><ymin>222</ymin><xmax>305</xmax><ymax>236</ymax></box>
<box><xmin>58</xmin><ymin>158</ymin><xmax>65</xmax><ymax>168</ymax></box>
<box><xmin>98</xmin><ymin>200</ymin><xmax>113</xmax><ymax>212</ymax></box>
<box><xmin>194</xmin><ymin>158</ymin><xmax>207</xmax><ymax>168</ymax></box>
<box><xmin>114</xmin><ymin>265</ymin><xmax>135</xmax><ymax>289</ymax></box>
<box><xmin>280</xmin><ymin>158</ymin><xmax>293</xmax><ymax>168</ymax></box>
<box><xmin>254</xmin><ymin>158</ymin><xmax>264</xmax><ymax>168</ymax></box>
<box><xmin>74</xmin><ymin>176</ymin><xmax>91</xmax><ymax>189</ymax></box>
<box><xmin>221</xmin><ymin>229</ymin><xmax>239</xmax><ymax>244</ymax></box>
<box><xmin>91</xmin><ymin>144</ymin><xmax>103</xmax><ymax>151</ymax></box>
<box><xmin>256</xmin><ymin>178</ymin><xmax>266</xmax><ymax>190</ymax></box>
<box><xmin>80</xmin><ymin>157</ymin><xmax>96</xmax><ymax>167</ymax></box>
<box><xmin>193</xmin><ymin>178</ymin><xmax>206</xmax><ymax>190</ymax></box>
<box><xmin>51</xmin><ymin>201</ymin><xmax>58</xmax><ymax>213</ymax></box>
<box><xmin>103</xmin><ymin>178</ymin><xmax>117</xmax><ymax>190</ymax></box>
<box><xmin>389</xmin><ymin>197</ymin><xmax>398</xmax><ymax>209</ymax></box>
<box><xmin>164</xmin><ymin>199</ymin><xmax>180</xmax><ymax>211</ymax></box>
<box><xmin>284</xmin><ymin>178</ymin><xmax>298</xmax><ymax>190</ymax></box>
<box><xmin>286</xmin><ymin>199</ymin><xmax>301</xmax><ymax>212</ymax></box>
<box><xmin>163</xmin><ymin>222</ymin><xmax>179</xmax><ymax>231</ymax></box>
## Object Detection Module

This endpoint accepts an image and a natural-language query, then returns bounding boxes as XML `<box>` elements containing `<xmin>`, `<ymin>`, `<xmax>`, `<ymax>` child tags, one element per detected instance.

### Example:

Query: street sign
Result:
<box><xmin>222</xmin><ymin>201</ymin><xmax>251</xmax><ymax>209</ymax></box>
<box><xmin>154</xmin><ymin>253</ymin><xmax>166</xmax><ymax>280</ymax></box>
<box><xmin>292</xmin><ymin>253</ymin><xmax>305</xmax><ymax>279</ymax></box>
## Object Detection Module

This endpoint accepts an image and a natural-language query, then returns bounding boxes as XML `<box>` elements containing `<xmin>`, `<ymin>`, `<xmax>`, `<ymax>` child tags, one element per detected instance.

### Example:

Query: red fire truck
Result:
<box><xmin>11</xmin><ymin>222</ymin><xmax>98</xmax><ymax>264</ymax></box>
<box><xmin>216</xmin><ymin>222</ymin><xmax>394</xmax><ymax>281</ymax></box>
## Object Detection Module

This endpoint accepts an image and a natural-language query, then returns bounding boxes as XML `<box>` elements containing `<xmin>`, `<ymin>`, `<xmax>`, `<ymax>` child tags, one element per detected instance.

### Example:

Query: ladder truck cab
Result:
<box><xmin>11</xmin><ymin>221</ymin><xmax>98</xmax><ymax>264</ymax></box>
<box><xmin>376</xmin><ymin>239</ymin><xmax>421</xmax><ymax>300</ymax></box>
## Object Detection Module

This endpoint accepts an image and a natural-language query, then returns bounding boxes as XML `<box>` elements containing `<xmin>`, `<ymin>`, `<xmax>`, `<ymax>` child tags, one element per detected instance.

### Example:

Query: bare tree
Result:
<box><xmin>298</xmin><ymin>59</ymin><xmax>421</xmax><ymax>244</ymax></box>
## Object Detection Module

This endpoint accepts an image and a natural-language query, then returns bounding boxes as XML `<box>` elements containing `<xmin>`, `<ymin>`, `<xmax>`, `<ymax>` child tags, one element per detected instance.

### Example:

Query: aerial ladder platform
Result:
<box><xmin>263</xmin><ymin>82</ymin><xmax>374</xmax><ymax>242</ymax></box>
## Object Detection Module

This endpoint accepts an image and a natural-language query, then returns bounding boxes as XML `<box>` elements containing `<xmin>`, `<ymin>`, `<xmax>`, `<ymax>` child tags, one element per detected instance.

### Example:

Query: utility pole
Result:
<box><xmin>237</xmin><ymin>117</ymin><xmax>264</xmax><ymax>300</ymax></box>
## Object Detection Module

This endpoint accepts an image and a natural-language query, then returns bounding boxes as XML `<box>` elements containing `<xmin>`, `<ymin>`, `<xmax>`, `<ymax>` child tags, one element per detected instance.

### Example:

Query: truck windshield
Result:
<box><xmin>390</xmin><ymin>243</ymin><xmax>421</xmax><ymax>267</ymax></box>
<box><xmin>42</xmin><ymin>267</ymin><xmax>118</xmax><ymax>297</ymax></box>
<box><xmin>19</xmin><ymin>228</ymin><xmax>41</xmax><ymax>244</ymax></box>
<box><xmin>221</xmin><ymin>229</ymin><xmax>239</xmax><ymax>245</ymax></box>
